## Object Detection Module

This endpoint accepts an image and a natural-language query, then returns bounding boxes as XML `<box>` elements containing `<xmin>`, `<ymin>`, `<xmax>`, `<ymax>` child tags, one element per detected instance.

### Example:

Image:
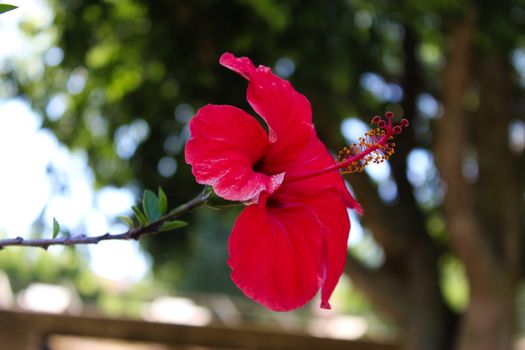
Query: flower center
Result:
<box><xmin>252</xmin><ymin>157</ymin><xmax>266</xmax><ymax>173</ymax></box>
<box><xmin>285</xmin><ymin>112</ymin><xmax>409</xmax><ymax>183</ymax></box>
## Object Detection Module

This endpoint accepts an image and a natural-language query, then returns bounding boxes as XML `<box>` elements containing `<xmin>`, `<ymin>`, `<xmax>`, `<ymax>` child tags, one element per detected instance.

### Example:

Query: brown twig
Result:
<box><xmin>0</xmin><ymin>189</ymin><xmax>211</xmax><ymax>250</ymax></box>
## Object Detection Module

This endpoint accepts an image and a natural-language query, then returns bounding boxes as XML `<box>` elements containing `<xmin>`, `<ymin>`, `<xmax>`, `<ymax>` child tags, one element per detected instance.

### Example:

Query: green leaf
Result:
<box><xmin>117</xmin><ymin>215</ymin><xmax>134</xmax><ymax>228</ymax></box>
<box><xmin>159</xmin><ymin>220</ymin><xmax>187</xmax><ymax>232</ymax></box>
<box><xmin>158</xmin><ymin>187</ymin><xmax>167</xmax><ymax>215</ymax></box>
<box><xmin>132</xmin><ymin>205</ymin><xmax>149</xmax><ymax>226</ymax></box>
<box><xmin>0</xmin><ymin>4</ymin><xmax>17</xmax><ymax>14</ymax></box>
<box><xmin>206</xmin><ymin>188</ymin><xmax>239</xmax><ymax>209</ymax></box>
<box><xmin>204</xmin><ymin>185</ymin><xmax>214</xmax><ymax>196</ymax></box>
<box><xmin>143</xmin><ymin>190</ymin><xmax>160</xmax><ymax>222</ymax></box>
<box><xmin>52</xmin><ymin>218</ymin><xmax>60</xmax><ymax>238</ymax></box>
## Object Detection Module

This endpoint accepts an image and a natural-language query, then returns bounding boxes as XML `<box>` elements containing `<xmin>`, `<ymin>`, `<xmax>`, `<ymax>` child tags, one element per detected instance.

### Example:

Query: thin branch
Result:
<box><xmin>0</xmin><ymin>189</ymin><xmax>211</xmax><ymax>250</ymax></box>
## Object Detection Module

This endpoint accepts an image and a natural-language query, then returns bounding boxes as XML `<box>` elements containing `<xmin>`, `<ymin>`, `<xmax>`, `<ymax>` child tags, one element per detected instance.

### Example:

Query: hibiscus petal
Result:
<box><xmin>185</xmin><ymin>104</ymin><xmax>284</xmax><ymax>202</ymax></box>
<box><xmin>300</xmin><ymin>190</ymin><xmax>350</xmax><ymax>310</ymax></box>
<box><xmin>228</xmin><ymin>189</ymin><xmax>349</xmax><ymax>311</ymax></box>
<box><xmin>219</xmin><ymin>53</ymin><xmax>363</xmax><ymax>216</ymax></box>
<box><xmin>219</xmin><ymin>52</ymin><xmax>256</xmax><ymax>80</ymax></box>
<box><xmin>228</xmin><ymin>194</ymin><xmax>323</xmax><ymax>311</ymax></box>
<box><xmin>220</xmin><ymin>53</ymin><xmax>314</xmax><ymax>166</ymax></box>
<box><xmin>271</xmin><ymin>133</ymin><xmax>363</xmax><ymax>214</ymax></box>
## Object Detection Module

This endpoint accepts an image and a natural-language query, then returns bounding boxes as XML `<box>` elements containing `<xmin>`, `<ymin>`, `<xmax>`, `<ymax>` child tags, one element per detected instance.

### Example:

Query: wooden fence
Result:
<box><xmin>0</xmin><ymin>309</ymin><xmax>399</xmax><ymax>350</ymax></box>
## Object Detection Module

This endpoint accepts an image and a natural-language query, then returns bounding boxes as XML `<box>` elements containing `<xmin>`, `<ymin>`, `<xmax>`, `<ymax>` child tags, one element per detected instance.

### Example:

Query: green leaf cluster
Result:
<box><xmin>119</xmin><ymin>187</ymin><xmax>186</xmax><ymax>232</ymax></box>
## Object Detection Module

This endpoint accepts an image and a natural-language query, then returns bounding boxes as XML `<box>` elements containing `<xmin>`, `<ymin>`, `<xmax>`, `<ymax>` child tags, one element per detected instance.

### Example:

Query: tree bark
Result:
<box><xmin>455</xmin><ymin>51</ymin><xmax>522</xmax><ymax>350</ymax></box>
<box><xmin>436</xmin><ymin>9</ymin><xmax>523</xmax><ymax>350</ymax></box>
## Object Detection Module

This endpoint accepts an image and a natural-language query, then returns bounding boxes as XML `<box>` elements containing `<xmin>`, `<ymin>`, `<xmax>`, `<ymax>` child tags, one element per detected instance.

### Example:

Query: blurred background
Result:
<box><xmin>0</xmin><ymin>0</ymin><xmax>524</xmax><ymax>349</ymax></box>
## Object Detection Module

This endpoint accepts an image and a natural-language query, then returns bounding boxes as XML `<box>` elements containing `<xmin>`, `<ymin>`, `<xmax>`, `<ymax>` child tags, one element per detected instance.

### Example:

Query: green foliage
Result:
<box><xmin>158</xmin><ymin>187</ymin><xmax>167</xmax><ymax>216</ymax></box>
<box><xmin>52</xmin><ymin>218</ymin><xmax>61</xmax><ymax>239</ymax></box>
<box><xmin>205</xmin><ymin>188</ymin><xmax>243</xmax><ymax>210</ymax></box>
<box><xmin>117</xmin><ymin>215</ymin><xmax>134</xmax><ymax>228</ymax></box>
<box><xmin>239</xmin><ymin>0</ymin><xmax>289</xmax><ymax>31</ymax></box>
<box><xmin>0</xmin><ymin>4</ymin><xmax>16</xmax><ymax>14</ymax></box>
<box><xmin>440</xmin><ymin>255</ymin><xmax>469</xmax><ymax>312</ymax></box>
<box><xmin>159</xmin><ymin>220</ymin><xmax>187</xmax><ymax>232</ymax></box>
<box><xmin>131</xmin><ymin>205</ymin><xmax>148</xmax><ymax>226</ymax></box>
<box><xmin>116</xmin><ymin>188</ymin><xmax>187</xmax><ymax>233</ymax></box>
<box><xmin>142</xmin><ymin>190</ymin><xmax>161</xmax><ymax>222</ymax></box>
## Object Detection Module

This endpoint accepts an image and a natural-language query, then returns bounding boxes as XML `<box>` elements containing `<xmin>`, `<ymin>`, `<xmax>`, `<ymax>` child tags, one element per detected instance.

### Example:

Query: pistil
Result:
<box><xmin>285</xmin><ymin>112</ymin><xmax>409</xmax><ymax>183</ymax></box>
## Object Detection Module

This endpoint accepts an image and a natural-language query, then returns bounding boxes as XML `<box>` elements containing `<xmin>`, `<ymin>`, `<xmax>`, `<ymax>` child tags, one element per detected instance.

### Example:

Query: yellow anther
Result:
<box><xmin>337</xmin><ymin>126</ymin><xmax>396</xmax><ymax>174</ymax></box>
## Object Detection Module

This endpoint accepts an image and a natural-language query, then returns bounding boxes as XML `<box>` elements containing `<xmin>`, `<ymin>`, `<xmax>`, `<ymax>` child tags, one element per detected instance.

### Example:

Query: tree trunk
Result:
<box><xmin>436</xmin><ymin>9</ymin><xmax>523</xmax><ymax>350</ymax></box>
<box><xmin>456</xmin><ymin>52</ymin><xmax>523</xmax><ymax>350</ymax></box>
<box><xmin>458</xmin><ymin>289</ymin><xmax>516</xmax><ymax>350</ymax></box>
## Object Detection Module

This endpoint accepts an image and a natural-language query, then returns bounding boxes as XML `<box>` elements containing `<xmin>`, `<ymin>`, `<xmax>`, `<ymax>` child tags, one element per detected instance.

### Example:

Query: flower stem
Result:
<box><xmin>0</xmin><ymin>189</ymin><xmax>211</xmax><ymax>250</ymax></box>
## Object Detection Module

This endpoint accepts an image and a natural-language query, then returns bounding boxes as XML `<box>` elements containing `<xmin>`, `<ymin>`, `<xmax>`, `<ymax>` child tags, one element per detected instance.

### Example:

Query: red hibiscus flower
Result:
<box><xmin>185</xmin><ymin>53</ymin><xmax>406</xmax><ymax>311</ymax></box>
